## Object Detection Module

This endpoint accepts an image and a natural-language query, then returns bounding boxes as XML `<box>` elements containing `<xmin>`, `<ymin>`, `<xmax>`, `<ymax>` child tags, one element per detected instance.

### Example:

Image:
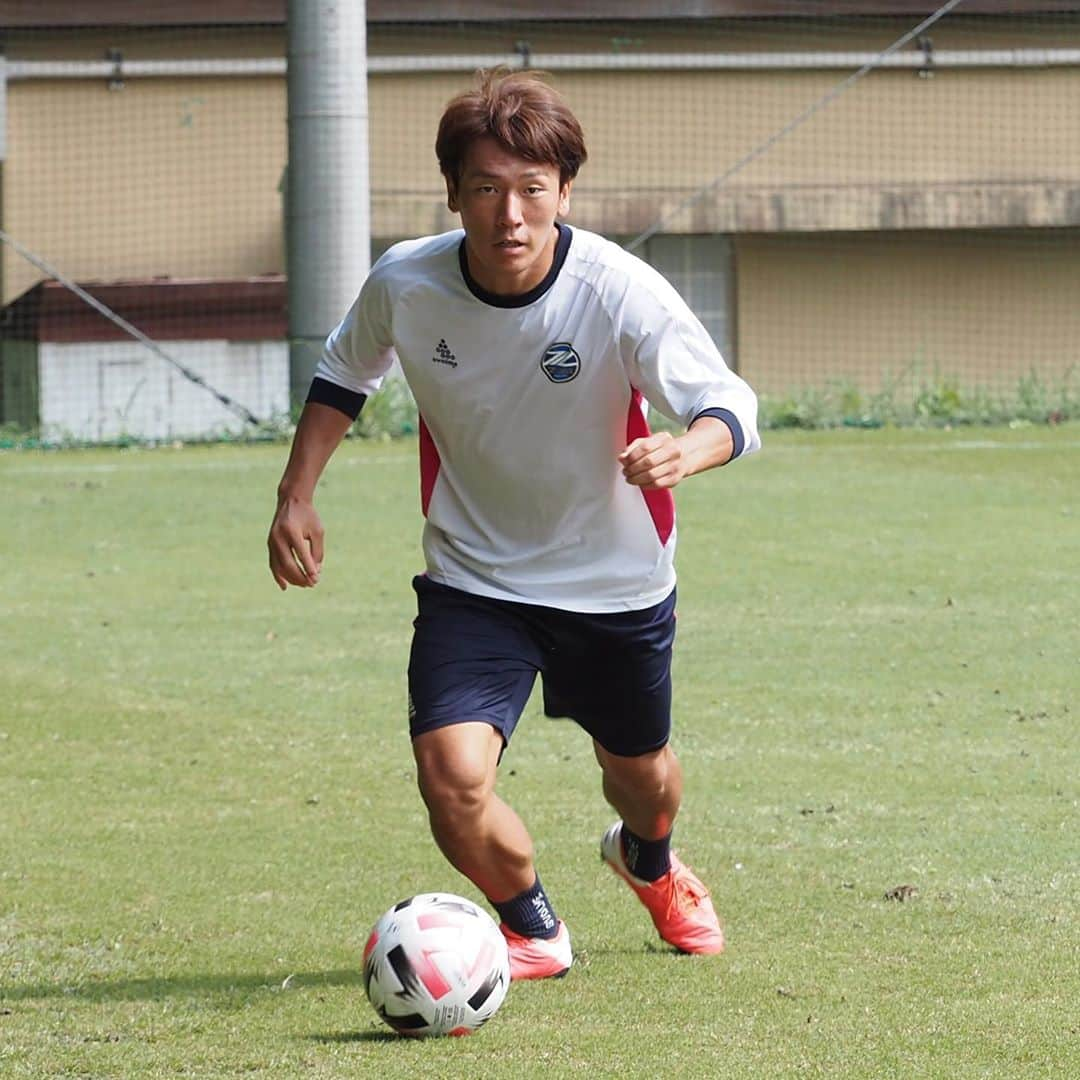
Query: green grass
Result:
<box><xmin>1</xmin><ymin>427</ymin><xmax>1077</xmax><ymax>1078</ymax></box>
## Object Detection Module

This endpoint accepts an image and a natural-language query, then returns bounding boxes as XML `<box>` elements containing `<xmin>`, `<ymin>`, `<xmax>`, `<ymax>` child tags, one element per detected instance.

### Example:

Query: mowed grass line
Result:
<box><xmin>1</xmin><ymin>427</ymin><xmax>1077</xmax><ymax>1079</ymax></box>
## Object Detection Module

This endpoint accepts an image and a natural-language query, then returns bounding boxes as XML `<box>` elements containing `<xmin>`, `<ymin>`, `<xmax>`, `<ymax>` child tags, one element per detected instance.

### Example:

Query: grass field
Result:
<box><xmin>1</xmin><ymin>426</ymin><xmax>1077</xmax><ymax>1078</ymax></box>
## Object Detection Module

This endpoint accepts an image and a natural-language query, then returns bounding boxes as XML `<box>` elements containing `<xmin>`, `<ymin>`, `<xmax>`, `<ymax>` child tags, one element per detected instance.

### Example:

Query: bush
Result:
<box><xmin>2</xmin><ymin>368</ymin><xmax>1075</xmax><ymax>450</ymax></box>
<box><xmin>758</xmin><ymin>367</ymin><xmax>1078</xmax><ymax>431</ymax></box>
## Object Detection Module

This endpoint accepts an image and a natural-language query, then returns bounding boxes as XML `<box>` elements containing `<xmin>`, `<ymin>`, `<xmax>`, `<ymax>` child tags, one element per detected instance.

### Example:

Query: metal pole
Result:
<box><xmin>286</xmin><ymin>0</ymin><xmax>370</xmax><ymax>408</ymax></box>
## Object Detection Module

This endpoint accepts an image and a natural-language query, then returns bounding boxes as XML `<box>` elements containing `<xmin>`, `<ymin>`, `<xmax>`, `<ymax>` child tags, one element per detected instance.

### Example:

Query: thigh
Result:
<box><xmin>408</xmin><ymin>575</ymin><xmax>541</xmax><ymax>746</ymax></box>
<box><xmin>541</xmin><ymin>589</ymin><xmax>677</xmax><ymax>757</ymax></box>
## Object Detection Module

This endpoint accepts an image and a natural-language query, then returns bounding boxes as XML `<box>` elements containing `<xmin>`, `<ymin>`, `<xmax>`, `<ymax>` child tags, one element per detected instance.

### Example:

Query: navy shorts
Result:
<box><xmin>407</xmin><ymin>575</ymin><xmax>677</xmax><ymax>757</ymax></box>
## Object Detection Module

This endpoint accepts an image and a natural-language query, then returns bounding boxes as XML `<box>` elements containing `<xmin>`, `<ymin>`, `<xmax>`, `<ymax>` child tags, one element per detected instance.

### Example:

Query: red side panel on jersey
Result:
<box><xmin>418</xmin><ymin>416</ymin><xmax>441</xmax><ymax>517</ymax></box>
<box><xmin>626</xmin><ymin>389</ymin><xmax>675</xmax><ymax>546</ymax></box>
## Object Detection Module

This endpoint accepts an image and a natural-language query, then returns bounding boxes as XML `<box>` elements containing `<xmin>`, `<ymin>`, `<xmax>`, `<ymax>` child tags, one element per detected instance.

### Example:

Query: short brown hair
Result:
<box><xmin>436</xmin><ymin>68</ymin><xmax>587</xmax><ymax>188</ymax></box>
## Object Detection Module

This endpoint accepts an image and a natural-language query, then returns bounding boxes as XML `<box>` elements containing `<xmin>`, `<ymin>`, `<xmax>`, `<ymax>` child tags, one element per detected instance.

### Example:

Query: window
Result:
<box><xmin>628</xmin><ymin>234</ymin><xmax>737</xmax><ymax>369</ymax></box>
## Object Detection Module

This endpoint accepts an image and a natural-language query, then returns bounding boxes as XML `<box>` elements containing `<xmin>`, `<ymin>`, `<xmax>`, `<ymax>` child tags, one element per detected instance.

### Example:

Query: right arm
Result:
<box><xmin>269</xmin><ymin>250</ymin><xmax>399</xmax><ymax>589</ymax></box>
<box><xmin>267</xmin><ymin>402</ymin><xmax>355</xmax><ymax>590</ymax></box>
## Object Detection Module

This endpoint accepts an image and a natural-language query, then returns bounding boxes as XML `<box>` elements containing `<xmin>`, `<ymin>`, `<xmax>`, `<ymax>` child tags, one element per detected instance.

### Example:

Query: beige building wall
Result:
<box><xmin>737</xmin><ymin>229</ymin><xmax>1080</xmax><ymax>393</ymax></box>
<box><xmin>372</xmin><ymin>64</ymin><xmax>1080</xmax><ymax>237</ymax></box>
<box><xmin>8</xmin><ymin>57</ymin><xmax>1079</xmax><ymax>299</ymax></box>
<box><xmin>3</xmin><ymin>19</ymin><xmax>1079</xmax><ymax>392</ymax></box>
<box><xmin>4</xmin><ymin>76</ymin><xmax>286</xmax><ymax>303</ymax></box>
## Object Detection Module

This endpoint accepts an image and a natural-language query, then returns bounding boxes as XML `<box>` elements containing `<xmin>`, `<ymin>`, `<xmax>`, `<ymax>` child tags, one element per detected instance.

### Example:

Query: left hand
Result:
<box><xmin>618</xmin><ymin>431</ymin><xmax>689</xmax><ymax>490</ymax></box>
<box><xmin>618</xmin><ymin>416</ymin><xmax>735</xmax><ymax>490</ymax></box>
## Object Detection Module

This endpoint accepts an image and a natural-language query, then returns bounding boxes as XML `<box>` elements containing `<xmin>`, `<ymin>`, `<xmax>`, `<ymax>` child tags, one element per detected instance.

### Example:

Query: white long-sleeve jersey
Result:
<box><xmin>312</xmin><ymin>224</ymin><xmax>760</xmax><ymax>613</ymax></box>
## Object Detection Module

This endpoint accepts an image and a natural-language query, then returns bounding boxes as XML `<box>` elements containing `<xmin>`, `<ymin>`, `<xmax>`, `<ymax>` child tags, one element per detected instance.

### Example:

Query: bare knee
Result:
<box><xmin>413</xmin><ymin>722</ymin><xmax>501</xmax><ymax>822</ymax></box>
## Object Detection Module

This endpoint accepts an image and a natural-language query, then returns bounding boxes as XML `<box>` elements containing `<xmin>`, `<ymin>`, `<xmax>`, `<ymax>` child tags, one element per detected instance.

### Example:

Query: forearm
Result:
<box><xmin>675</xmin><ymin>415</ymin><xmax>735</xmax><ymax>478</ymax></box>
<box><xmin>276</xmin><ymin>402</ymin><xmax>355</xmax><ymax>503</ymax></box>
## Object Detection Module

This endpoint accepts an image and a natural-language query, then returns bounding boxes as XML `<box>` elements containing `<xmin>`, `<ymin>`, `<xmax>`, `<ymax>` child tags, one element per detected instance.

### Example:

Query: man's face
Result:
<box><xmin>447</xmin><ymin>136</ymin><xmax>572</xmax><ymax>297</ymax></box>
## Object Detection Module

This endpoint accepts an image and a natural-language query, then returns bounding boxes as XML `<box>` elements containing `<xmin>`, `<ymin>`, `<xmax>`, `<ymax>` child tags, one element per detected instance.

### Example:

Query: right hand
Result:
<box><xmin>268</xmin><ymin>496</ymin><xmax>325</xmax><ymax>590</ymax></box>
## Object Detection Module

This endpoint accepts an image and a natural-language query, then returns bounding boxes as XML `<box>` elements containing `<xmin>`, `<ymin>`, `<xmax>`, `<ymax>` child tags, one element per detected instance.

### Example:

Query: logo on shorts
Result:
<box><xmin>540</xmin><ymin>342</ymin><xmax>580</xmax><ymax>384</ymax></box>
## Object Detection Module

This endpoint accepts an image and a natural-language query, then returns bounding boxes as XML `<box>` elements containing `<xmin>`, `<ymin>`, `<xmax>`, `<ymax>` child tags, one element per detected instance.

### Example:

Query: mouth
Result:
<box><xmin>495</xmin><ymin>239</ymin><xmax>526</xmax><ymax>251</ymax></box>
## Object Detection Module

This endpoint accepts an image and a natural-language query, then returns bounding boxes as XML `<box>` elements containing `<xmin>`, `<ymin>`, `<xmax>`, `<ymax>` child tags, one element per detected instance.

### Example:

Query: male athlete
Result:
<box><xmin>268</xmin><ymin>70</ymin><xmax>760</xmax><ymax>980</ymax></box>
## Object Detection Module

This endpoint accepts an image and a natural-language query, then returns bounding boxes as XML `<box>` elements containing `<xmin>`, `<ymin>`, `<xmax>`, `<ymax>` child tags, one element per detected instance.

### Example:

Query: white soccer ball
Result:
<box><xmin>362</xmin><ymin>893</ymin><xmax>511</xmax><ymax>1037</ymax></box>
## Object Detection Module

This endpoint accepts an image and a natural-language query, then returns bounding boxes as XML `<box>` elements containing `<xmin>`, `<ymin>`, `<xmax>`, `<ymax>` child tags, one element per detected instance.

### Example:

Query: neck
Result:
<box><xmin>465</xmin><ymin>225</ymin><xmax>560</xmax><ymax>297</ymax></box>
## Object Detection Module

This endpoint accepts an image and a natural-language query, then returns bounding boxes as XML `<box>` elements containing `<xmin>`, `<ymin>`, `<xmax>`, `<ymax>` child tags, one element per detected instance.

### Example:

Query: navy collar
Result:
<box><xmin>458</xmin><ymin>223</ymin><xmax>572</xmax><ymax>309</ymax></box>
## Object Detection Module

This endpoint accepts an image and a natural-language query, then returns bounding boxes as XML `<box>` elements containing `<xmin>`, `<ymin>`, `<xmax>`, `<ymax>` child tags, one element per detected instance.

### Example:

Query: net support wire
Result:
<box><xmin>0</xmin><ymin>228</ymin><xmax>264</xmax><ymax>428</ymax></box>
<box><xmin>625</xmin><ymin>0</ymin><xmax>969</xmax><ymax>252</ymax></box>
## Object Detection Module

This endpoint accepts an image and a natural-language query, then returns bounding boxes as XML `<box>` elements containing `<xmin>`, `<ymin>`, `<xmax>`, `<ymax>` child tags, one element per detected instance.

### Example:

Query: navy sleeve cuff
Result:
<box><xmin>306</xmin><ymin>377</ymin><xmax>367</xmax><ymax>420</ymax></box>
<box><xmin>691</xmin><ymin>407</ymin><xmax>745</xmax><ymax>462</ymax></box>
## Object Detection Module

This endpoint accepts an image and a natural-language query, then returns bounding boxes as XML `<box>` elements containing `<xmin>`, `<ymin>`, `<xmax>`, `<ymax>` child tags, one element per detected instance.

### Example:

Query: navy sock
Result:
<box><xmin>621</xmin><ymin>825</ymin><xmax>672</xmax><ymax>882</ymax></box>
<box><xmin>491</xmin><ymin>876</ymin><xmax>559</xmax><ymax>939</ymax></box>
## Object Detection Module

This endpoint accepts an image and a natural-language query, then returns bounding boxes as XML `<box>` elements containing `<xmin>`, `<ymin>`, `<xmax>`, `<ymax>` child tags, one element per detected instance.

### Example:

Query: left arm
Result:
<box><xmin>619</xmin><ymin>415</ymin><xmax>734</xmax><ymax>491</ymax></box>
<box><xmin>613</xmin><ymin>247</ymin><xmax>760</xmax><ymax>487</ymax></box>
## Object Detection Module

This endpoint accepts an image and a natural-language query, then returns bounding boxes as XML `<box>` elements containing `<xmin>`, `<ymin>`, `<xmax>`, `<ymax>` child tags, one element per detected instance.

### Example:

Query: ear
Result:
<box><xmin>445</xmin><ymin>174</ymin><xmax>459</xmax><ymax>213</ymax></box>
<box><xmin>557</xmin><ymin>179</ymin><xmax>573</xmax><ymax>218</ymax></box>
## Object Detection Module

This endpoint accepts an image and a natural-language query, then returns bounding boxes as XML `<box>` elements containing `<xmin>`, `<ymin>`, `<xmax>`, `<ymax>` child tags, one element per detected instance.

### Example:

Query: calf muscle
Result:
<box><xmin>413</xmin><ymin>723</ymin><xmax>536</xmax><ymax>902</ymax></box>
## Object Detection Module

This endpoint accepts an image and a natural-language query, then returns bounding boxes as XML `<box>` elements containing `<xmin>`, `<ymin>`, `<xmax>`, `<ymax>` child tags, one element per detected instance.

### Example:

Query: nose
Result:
<box><xmin>497</xmin><ymin>192</ymin><xmax>523</xmax><ymax>227</ymax></box>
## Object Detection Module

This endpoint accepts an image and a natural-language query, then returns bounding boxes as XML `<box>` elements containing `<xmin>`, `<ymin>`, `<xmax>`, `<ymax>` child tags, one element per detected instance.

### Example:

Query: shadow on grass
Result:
<box><xmin>578</xmin><ymin>942</ymin><xmax>685</xmax><ymax>958</ymax></box>
<box><xmin>307</xmin><ymin>1031</ymin><xmax>401</xmax><ymax>1044</ymax></box>
<box><xmin>0</xmin><ymin>969</ymin><xmax>364</xmax><ymax>1003</ymax></box>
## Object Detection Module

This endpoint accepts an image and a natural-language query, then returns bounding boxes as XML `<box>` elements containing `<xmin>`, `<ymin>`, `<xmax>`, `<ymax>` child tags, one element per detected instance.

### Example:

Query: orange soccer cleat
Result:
<box><xmin>499</xmin><ymin>919</ymin><xmax>573</xmax><ymax>981</ymax></box>
<box><xmin>601</xmin><ymin>822</ymin><xmax>725</xmax><ymax>955</ymax></box>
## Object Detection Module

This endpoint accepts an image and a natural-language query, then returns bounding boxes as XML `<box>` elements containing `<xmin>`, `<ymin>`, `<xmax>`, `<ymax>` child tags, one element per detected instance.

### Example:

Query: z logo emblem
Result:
<box><xmin>540</xmin><ymin>342</ymin><xmax>581</xmax><ymax>384</ymax></box>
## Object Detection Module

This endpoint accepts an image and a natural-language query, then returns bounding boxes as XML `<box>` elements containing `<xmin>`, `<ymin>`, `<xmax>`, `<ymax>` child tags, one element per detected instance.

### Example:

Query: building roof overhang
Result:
<box><xmin>1</xmin><ymin>278</ymin><xmax>287</xmax><ymax>343</ymax></box>
<box><xmin>3</xmin><ymin>1</ymin><xmax>1080</xmax><ymax>29</ymax></box>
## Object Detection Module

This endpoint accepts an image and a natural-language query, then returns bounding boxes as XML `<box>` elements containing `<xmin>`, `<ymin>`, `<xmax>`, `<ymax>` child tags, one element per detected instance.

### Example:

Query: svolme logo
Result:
<box><xmin>432</xmin><ymin>338</ymin><xmax>458</xmax><ymax>368</ymax></box>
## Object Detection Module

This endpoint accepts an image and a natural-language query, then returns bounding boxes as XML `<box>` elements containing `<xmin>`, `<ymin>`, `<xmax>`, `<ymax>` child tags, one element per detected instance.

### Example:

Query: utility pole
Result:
<box><xmin>286</xmin><ymin>0</ymin><xmax>370</xmax><ymax>408</ymax></box>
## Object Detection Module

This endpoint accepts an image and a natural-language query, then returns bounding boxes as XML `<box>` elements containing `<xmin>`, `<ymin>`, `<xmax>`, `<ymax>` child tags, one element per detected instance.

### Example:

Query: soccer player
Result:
<box><xmin>268</xmin><ymin>70</ymin><xmax>760</xmax><ymax>980</ymax></box>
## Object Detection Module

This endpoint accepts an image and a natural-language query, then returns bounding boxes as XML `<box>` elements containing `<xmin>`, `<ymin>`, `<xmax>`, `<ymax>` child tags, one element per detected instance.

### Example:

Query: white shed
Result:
<box><xmin>0</xmin><ymin>277</ymin><xmax>289</xmax><ymax>443</ymax></box>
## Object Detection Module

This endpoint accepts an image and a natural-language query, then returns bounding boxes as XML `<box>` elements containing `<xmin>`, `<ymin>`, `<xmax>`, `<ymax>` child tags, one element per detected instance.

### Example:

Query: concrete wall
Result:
<box><xmin>737</xmin><ymin>229</ymin><xmax>1080</xmax><ymax>393</ymax></box>
<box><xmin>29</xmin><ymin>339</ymin><xmax>288</xmax><ymax>441</ymax></box>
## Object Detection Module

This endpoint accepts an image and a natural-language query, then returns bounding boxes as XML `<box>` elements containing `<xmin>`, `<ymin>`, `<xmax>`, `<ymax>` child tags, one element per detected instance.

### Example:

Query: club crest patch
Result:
<box><xmin>540</xmin><ymin>342</ymin><xmax>581</xmax><ymax>384</ymax></box>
